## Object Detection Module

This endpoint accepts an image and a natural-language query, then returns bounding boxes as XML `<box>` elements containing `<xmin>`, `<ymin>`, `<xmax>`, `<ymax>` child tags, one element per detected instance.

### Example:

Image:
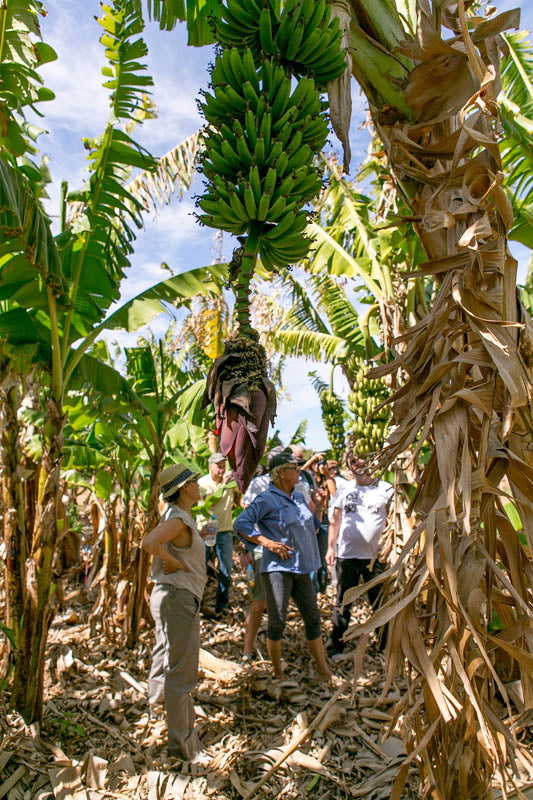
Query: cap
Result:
<box><xmin>268</xmin><ymin>451</ymin><xmax>299</xmax><ymax>471</ymax></box>
<box><xmin>208</xmin><ymin>452</ymin><xmax>226</xmax><ymax>465</ymax></box>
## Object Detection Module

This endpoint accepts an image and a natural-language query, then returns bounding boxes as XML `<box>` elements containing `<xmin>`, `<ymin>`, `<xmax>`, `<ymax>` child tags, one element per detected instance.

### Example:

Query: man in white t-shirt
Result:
<box><xmin>326</xmin><ymin>449</ymin><xmax>393</xmax><ymax>654</ymax></box>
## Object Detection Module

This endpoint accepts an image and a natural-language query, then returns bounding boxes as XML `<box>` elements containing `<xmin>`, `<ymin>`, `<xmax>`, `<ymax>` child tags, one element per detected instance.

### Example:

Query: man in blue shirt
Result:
<box><xmin>234</xmin><ymin>451</ymin><xmax>331</xmax><ymax>681</ymax></box>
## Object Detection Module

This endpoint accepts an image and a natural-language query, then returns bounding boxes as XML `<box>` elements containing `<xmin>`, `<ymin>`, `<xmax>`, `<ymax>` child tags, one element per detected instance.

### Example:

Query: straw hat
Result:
<box><xmin>159</xmin><ymin>463</ymin><xmax>200</xmax><ymax>500</ymax></box>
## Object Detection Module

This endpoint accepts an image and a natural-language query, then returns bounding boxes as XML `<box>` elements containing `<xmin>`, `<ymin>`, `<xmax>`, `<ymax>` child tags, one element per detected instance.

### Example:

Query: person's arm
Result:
<box><xmin>326</xmin><ymin>507</ymin><xmax>342</xmax><ymax>566</ymax></box>
<box><xmin>142</xmin><ymin>518</ymin><xmax>191</xmax><ymax>574</ymax></box>
<box><xmin>239</xmin><ymin>531</ymin><xmax>293</xmax><ymax>560</ymax></box>
<box><xmin>234</xmin><ymin>499</ymin><xmax>293</xmax><ymax>560</ymax></box>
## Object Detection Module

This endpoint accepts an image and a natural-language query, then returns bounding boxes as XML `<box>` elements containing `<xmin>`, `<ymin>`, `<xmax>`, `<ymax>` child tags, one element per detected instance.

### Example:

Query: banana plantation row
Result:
<box><xmin>1</xmin><ymin>1</ymin><xmax>533</xmax><ymax>798</ymax></box>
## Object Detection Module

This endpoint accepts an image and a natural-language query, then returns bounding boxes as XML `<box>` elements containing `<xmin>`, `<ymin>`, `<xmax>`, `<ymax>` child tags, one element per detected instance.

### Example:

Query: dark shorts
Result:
<box><xmin>262</xmin><ymin>571</ymin><xmax>321</xmax><ymax>642</ymax></box>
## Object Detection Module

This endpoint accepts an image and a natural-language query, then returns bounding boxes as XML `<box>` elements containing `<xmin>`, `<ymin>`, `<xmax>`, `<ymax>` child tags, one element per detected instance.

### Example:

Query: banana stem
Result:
<box><xmin>234</xmin><ymin>229</ymin><xmax>260</xmax><ymax>338</ymax></box>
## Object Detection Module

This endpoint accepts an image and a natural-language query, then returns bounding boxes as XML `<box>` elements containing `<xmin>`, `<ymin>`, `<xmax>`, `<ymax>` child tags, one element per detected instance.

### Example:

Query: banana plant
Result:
<box><xmin>0</xmin><ymin>0</ymin><xmax>229</xmax><ymax>721</ymax></box>
<box><xmin>197</xmin><ymin>0</ymin><xmax>347</xmax><ymax>491</ymax></box>
<box><xmin>323</xmin><ymin>3</ymin><xmax>533</xmax><ymax>796</ymax></box>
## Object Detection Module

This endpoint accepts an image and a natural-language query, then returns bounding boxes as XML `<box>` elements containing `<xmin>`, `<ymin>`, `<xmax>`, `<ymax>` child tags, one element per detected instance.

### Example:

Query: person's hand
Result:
<box><xmin>267</xmin><ymin>540</ymin><xmax>293</xmax><ymax>560</ymax></box>
<box><xmin>239</xmin><ymin>551</ymin><xmax>254</xmax><ymax>571</ymax></box>
<box><xmin>222</xmin><ymin>471</ymin><xmax>233</xmax><ymax>485</ymax></box>
<box><xmin>312</xmin><ymin>488</ymin><xmax>326</xmax><ymax>510</ymax></box>
<box><xmin>326</xmin><ymin>547</ymin><xmax>336</xmax><ymax>567</ymax></box>
<box><xmin>163</xmin><ymin>556</ymin><xmax>189</xmax><ymax>574</ymax></box>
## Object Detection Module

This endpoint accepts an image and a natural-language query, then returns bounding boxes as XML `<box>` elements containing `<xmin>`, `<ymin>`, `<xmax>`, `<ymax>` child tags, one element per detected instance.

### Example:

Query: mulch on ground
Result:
<box><xmin>0</xmin><ymin>561</ymin><xmax>429</xmax><ymax>800</ymax></box>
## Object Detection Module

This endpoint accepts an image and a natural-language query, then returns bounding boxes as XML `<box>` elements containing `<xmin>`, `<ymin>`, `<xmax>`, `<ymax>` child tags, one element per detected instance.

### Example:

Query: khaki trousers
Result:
<box><xmin>149</xmin><ymin>583</ymin><xmax>201</xmax><ymax>759</ymax></box>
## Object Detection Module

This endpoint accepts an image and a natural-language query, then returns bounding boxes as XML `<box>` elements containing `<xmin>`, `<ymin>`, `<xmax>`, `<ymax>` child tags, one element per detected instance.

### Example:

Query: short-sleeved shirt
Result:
<box><xmin>332</xmin><ymin>480</ymin><xmax>393</xmax><ymax>559</ymax></box>
<box><xmin>198</xmin><ymin>473</ymin><xmax>234</xmax><ymax>531</ymax></box>
<box><xmin>234</xmin><ymin>485</ymin><xmax>320</xmax><ymax>574</ymax></box>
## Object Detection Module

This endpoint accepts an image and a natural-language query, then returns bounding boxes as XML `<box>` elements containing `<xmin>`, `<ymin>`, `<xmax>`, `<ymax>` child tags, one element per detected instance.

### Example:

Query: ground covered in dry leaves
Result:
<box><xmin>0</xmin><ymin>555</ymin><xmax>504</xmax><ymax>800</ymax></box>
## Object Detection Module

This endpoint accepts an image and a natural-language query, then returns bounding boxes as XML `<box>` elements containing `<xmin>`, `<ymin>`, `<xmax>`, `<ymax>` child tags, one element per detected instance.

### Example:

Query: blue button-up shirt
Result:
<box><xmin>234</xmin><ymin>485</ymin><xmax>321</xmax><ymax>574</ymax></box>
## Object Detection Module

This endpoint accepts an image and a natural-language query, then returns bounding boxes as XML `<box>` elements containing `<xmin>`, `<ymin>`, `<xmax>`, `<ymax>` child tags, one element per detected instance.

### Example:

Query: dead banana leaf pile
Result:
<box><xmin>337</xmin><ymin>1</ymin><xmax>533</xmax><ymax>797</ymax></box>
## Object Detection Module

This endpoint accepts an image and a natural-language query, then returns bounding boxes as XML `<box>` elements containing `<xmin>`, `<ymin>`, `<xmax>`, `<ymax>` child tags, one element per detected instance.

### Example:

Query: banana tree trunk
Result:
<box><xmin>10</xmin><ymin>397</ymin><xmax>64</xmax><ymax>723</ymax></box>
<box><xmin>118</xmin><ymin>484</ymin><xmax>132</xmax><ymax>572</ymax></box>
<box><xmin>0</xmin><ymin>375</ymin><xmax>26</xmax><ymax>663</ymax></box>
<box><xmin>331</xmin><ymin>1</ymin><xmax>533</xmax><ymax>796</ymax></box>
<box><xmin>125</xmin><ymin>453</ymin><xmax>162</xmax><ymax>647</ymax></box>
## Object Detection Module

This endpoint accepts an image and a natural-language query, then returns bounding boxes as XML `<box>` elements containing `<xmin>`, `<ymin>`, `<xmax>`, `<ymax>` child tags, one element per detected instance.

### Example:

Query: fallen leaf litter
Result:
<box><xmin>1</xmin><ymin>562</ymin><xmax>529</xmax><ymax>799</ymax></box>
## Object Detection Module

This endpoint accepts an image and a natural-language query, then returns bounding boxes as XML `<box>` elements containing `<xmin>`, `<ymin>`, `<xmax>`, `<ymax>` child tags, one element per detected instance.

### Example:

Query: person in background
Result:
<box><xmin>310</xmin><ymin>457</ymin><xmax>337</xmax><ymax>593</ymax></box>
<box><xmin>198</xmin><ymin>452</ymin><xmax>237</xmax><ymax>618</ymax></box>
<box><xmin>235</xmin><ymin>451</ymin><xmax>331</xmax><ymax>682</ymax></box>
<box><xmin>142</xmin><ymin>463</ymin><xmax>210</xmax><ymax>765</ymax></box>
<box><xmin>326</xmin><ymin>448</ymin><xmax>393</xmax><ymax>655</ymax></box>
<box><xmin>239</xmin><ymin>446</ymin><xmax>287</xmax><ymax>661</ymax></box>
<box><xmin>289</xmin><ymin>444</ymin><xmax>314</xmax><ymax>504</ymax></box>
<box><xmin>326</xmin><ymin>458</ymin><xmax>350</xmax><ymax>520</ymax></box>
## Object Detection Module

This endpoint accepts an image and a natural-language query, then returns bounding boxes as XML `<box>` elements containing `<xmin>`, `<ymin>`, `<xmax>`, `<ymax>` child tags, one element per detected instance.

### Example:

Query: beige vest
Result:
<box><xmin>150</xmin><ymin>505</ymin><xmax>207</xmax><ymax>600</ymax></box>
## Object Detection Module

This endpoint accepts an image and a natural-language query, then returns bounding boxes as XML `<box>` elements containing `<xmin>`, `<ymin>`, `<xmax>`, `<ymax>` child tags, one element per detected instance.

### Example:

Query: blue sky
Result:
<box><xmin>36</xmin><ymin>1</ymin><xmax>532</xmax><ymax>451</ymax></box>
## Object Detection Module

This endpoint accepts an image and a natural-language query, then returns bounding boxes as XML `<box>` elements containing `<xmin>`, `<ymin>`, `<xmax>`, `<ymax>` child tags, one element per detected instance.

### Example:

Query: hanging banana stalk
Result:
<box><xmin>320</xmin><ymin>366</ymin><xmax>345</xmax><ymax>460</ymax></box>
<box><xmin>199</xmin><ymin>0</ymin><xmax>346</xmax><ymax>490</ymax></box>
<box><xmin>347</xmin><ymin>355</ymin><xmax>390</xmax><ymax>455</ymax></box>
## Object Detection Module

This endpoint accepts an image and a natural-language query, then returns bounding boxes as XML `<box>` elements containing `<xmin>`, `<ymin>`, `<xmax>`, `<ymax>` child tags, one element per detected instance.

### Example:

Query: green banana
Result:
<box><xmin>254</xmin><ymin>134</ymin><xmax>265</xmax><ymax>167</ymax></box>
<box><xmin>304</xmin><ymin>0</ymin><xmax>326</xmax><ymax>38</ymax></box>
<box><xmin>249</xmin><ymin>164</ymin><xmax>262</xmax><ymax>204</ymax></box>
<box><xmin>257</xmin><ymin>188</ymin><xmax>271</xmax><ymax>222</ymax></box>
<box><xmin>263</xmin><ymin>166</ymin><xmax>277</xmax><ymax>197</ymax></box>
<box><xmin>244</xmin><ymin>183</ymin><xmax>257</xmax><ymax>218</ymax></box>
<box><xmin>244</xmin><ymin>108</ymin><xmax>258</xmax><ymax>150</ymax></box>
<box><xmin>260</xmin><ymin>112</ymin><xmax>272</xmax><ymax>153</ymax></box>
<box><xmin>229</xmin><ymin>189</ymin><xmax>249</xmax><ymax>222</ymax></box>
<box><xmin>285</xmin><ymin>20</ymin><xmax>305</xmax><ymax>61</ymax></box>
<box><xmin>265</xmin><ymin>139</ymin><xmax>283</xmax><ymax>167</ymax></box>
<box><xmin>242</xmin><ymin>48</ymin><xmax>260</xmax><ymax>92</ymax></box>
<box><xmin>275</xmin><ymin>151</ymin><xmax>289</xmax><ymax>176</ymax></box>
<box><xmin>243</xmin><ymin>80</ymin><xmax>260</xmax><ymax>106</ymax></box>
<box><xmin>229</xmin><ymin>47</ymin><xmax>245</xmax><ymax>86</ymax></box>
<box><xmin>266</xmin><ymin>194</ymin><xmax>287</xmax><ymax>221</ymax></box>
<box><xmin>236</xmin><ymin>132</ymin><xmax>253</xmax><ymax>168</ymax></box>
<box><xmin>286</xmin><ymin>129</ymin><xmax>303</xmax><ymax>155</ymax></box>
<box><xmin>270</xmin><ymin>77</ymin><xmax>291</xmax><ymax>117</ymax></box>
<box><xmin>259</xmin><ymin>7</ymin><xmax>276</xmax><ymax>55</ymax></box>
<box><xmin>270</xmin><ymin>172</ymin><xmax>297</xmax><ymax>204</ymax></box>
<box><xmin>285</xmin><ymin>144</ymin><xmax>313</xmax><ymax>173</ymax></box>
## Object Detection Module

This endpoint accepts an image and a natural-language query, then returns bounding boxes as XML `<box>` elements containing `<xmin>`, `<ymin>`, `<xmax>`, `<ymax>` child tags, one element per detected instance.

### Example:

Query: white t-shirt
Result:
<box><xmin>332</xmin><ymin>480</ymin><xmax>393</xmax><ymax>559</ymax></box>
<box><xmin>242</xmin><ymin>474</ymin><xmax>270</xmax><ymax>554</ymax></box>
<box><xmin>243</xmin><ymin>474</ymin><xmax>270</xmax><ymax>505</ymax></box>
<box><xmin>328</xmin><ymin>475</ymin><xmax>350</xmax><ymax>518</ymax></box>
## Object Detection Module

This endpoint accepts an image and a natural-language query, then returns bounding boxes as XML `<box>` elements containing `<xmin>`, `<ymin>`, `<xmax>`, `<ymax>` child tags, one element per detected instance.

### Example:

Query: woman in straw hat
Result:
<box><xmin>142</xmin><ymin>463</ymin><xmax>210</xmax><ymax>765</ymax></box>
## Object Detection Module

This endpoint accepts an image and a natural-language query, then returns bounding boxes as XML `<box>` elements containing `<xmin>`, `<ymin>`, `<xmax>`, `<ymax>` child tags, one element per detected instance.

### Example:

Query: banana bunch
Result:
<box><xmin>320</xmin><ymin>389</ymin><xmax>345</xmax><ymax>461</ymax></box>
<box><xmin>347</xmin><ymin>357</ymin><xmax>390</xmax><ymax>456</ymax></box>
<box><xmin>197</xmin><ymin>45</ymin><xmax>329</xmax><ymax>269</ymax></box>
<box><xmin>217</xmin><ymin>0</ymin><xmax>346</xmax><ymax>90</ymax></box>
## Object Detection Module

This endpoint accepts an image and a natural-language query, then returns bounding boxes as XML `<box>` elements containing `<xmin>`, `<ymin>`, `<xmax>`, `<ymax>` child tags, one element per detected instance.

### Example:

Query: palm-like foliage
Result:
<box><xmin>143</xmin><ymin>0</ymin><xmax>218</xmax><ymax>43</ymax></box>
<box><xmin>0</xmin><ymin>0</ymin><xmax>226</xmax><ymax>723</ymax></box>
<box><xmin>499</xmin><ymin>31</ymin><xmax>533</xmax><ymax>247</ymax></box>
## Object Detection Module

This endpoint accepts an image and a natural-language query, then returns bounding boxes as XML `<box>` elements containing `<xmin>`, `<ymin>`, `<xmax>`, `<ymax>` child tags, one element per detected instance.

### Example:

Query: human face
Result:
<box><xmin>280</xmin><ymin>464</ymin><xmax>299</xmax><ymax>491</ymax></box>
<box><xmin>347</xmin><ymin>453</ymin><xmax>372</xmax><ymax>484</ymax></box>
<box><xmin>209</xmin><ymin>460</ymin><xmax>225</xmax><ymax>483</ymax></box>
<box><xmin>183</xmin><ymin>477</ymin><xmax>200</xmax><ymax>503</ymax></box>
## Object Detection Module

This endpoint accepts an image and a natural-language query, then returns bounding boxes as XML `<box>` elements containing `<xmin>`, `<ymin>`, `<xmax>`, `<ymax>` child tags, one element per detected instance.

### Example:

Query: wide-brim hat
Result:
<box><xmin>159</xmin><ymin>463</ymin><xmax>200</xmax><ymax>500</ymax></box>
